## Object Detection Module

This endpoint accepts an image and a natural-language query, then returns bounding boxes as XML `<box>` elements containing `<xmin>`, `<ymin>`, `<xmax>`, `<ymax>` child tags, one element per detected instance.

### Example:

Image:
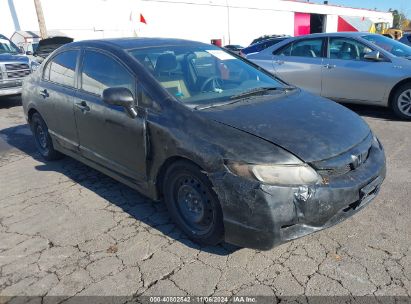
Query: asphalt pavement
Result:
<box><xmin>0</xmin><ymin>96</ymin><xmax>410</xmax><ymax>301</ymax></box>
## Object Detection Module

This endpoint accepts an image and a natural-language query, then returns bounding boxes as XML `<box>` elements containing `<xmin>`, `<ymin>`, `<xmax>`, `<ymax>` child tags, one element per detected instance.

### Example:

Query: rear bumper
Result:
<box><xmin>210</xmin><ymin>142</ymin><xmax>386</xmax><ymax>250</ymax></box>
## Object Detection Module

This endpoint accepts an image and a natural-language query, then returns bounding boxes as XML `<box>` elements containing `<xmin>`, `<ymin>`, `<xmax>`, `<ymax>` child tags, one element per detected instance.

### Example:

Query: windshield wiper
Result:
<box><xmin>229</xmin><ymin>86</ymin><xmax>294</xmax><ymax>100</ymax></box>
<box><xmin>194</xmin><ymin>86</ymin><xmax>295</xmax><ymax>110</ymax></box>
<box><xmin>194</xmin><ymin>100</ymin><xmax>241</xmax><ymax>110</ymax></box>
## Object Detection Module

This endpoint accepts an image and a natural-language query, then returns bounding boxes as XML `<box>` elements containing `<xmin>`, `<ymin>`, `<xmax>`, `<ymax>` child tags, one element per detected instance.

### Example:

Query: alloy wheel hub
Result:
<box><xmin>398</xmin><ymin>89</ymin><xmax>411</xmax><ymax>116</ymax></box>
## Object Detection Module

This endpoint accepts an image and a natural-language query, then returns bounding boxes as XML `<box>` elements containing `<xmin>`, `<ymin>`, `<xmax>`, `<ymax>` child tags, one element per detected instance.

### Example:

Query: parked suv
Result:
<box><xmin>0</xmin><ymin>34</ymin><xmax>33</xmax><ymax>97</ymax></box>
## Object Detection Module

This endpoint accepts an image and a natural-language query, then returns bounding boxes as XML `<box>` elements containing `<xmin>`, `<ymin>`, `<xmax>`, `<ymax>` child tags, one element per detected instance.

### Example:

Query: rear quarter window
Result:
<box><xmin>44</xmin><ymin>50</ymin><xmax>79</xmax><ymax>87</ymax></box>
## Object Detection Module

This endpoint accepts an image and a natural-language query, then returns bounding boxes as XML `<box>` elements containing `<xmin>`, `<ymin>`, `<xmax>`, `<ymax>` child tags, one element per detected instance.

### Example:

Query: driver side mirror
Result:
<box><xmin>102</xmin><ymin>87</ymin><xmax>137</xmax><ymax>118</ymax></box>
<box><xmin>364</xmin><ymin>51</ymin><xmax>382</xmax><ymax>61</ymax></box>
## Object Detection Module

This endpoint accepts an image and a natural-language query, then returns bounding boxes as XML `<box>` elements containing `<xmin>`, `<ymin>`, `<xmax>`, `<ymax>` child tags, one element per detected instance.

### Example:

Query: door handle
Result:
<box><xmin>39</xmin><ymin>89</ymin><xmax>49</xmax><ymax>98</ymax></box>
<box><xmin>275</xmin><ymin>60</ymin><xmax>284</xmax><ymax>65</ymax></box>
<box><xmin>75</xmin><ymin>101</ymin><xmax>90</xmax><ymax>113</ymax></box>
<box><xmin>324</xmin><ymin>64</ymin><xmax>336</xmax><ymax>69</ymax></box>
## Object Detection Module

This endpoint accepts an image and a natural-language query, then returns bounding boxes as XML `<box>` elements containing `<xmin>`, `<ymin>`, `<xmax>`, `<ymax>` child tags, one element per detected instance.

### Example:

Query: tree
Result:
<box><xmin>389</xmin><ymin>9</ymin><xmax>411</xmax><ymax>30</ymax></box>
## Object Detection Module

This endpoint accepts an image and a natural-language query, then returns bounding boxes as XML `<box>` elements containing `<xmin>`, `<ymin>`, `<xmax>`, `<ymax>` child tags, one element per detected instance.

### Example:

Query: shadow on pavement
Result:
<box><xmin>342</xmin><ymin>103</ymin><xmax>402</xmax><ymax>121</ymax></box>
<box><xmin>0</xmin><ymin>124</ymin><xmax>39</xmax><ymax>157</ymax></box>
<box><xmin>0</xmin><ymin>123</ymin><xmax>239</xmax><ymax>256</ymax></box>
<box><xmin>0</xmin><ymin>95</ymin><xmax>22</xmax><ymax>109</ymax></box>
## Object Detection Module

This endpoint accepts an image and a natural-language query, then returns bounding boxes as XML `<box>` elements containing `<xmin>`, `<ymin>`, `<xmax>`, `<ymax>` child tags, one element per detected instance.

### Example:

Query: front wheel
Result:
<box><xmin>30</xmin><ymin>113</ymin><xmax>64</xmax><ymax>160</ymax></box>
<box><xmin>162</xmin><ymin>160</ymin><xmax>224</xmax><ymax>246</ymax></box>
<box><xmin>391</xmin><ymin>84</ymin><xmax>411</xmax><ymax>120</ymax></box>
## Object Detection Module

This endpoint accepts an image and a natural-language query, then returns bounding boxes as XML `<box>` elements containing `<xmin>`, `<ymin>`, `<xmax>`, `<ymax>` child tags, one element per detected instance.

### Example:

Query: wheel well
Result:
<box><xmin>389</xmin><ymin>78</ymin><xmax>411</xmax><ymax>106</ymax></box>
<box><xmin>155</xmin><ymin>156</ymin><xmax>204</xmax><ymax>199</ymax></box>
<box><xmin>27</xmin><ymin>108</ymin><xmax>39</xmax><ymax>123</ymax></box>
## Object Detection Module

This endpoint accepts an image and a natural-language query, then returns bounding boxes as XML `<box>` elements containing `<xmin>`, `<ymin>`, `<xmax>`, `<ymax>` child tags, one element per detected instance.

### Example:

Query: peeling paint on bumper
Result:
<box><xmin>210</xmin><ymin>144</ymin><xmax>386</xmax><ymax>250</ymax></box>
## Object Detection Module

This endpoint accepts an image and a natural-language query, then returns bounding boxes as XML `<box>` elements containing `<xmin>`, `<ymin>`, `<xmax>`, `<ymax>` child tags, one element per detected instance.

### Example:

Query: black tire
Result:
<box><xmin>391</xmin><ymin>83</ymin><xmax>411</xmax><ymax>120</ymax></box>
<box><xmin>30</xmin><ymin>113</ymin><xmax>64</xmax><ymax>160</ymax></box>
<box><xmin>162</xmin><ymin>160</ymin><xmax>224</xmax><ymax>246</ymax></box>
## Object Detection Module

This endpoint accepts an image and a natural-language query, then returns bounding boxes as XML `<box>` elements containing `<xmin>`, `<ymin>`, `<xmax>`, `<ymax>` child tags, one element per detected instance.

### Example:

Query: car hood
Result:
<box><xmin>34</xmin><ymin>36</ymin><xmax>73</xmax><ymax>59</ymax></box>
<box><xmin>0</xmin><ymin>53</ymin><xmax>29</xmax><ymax>63</ymax></box>
<box><xmin>199</xmin><ymin>90</ymin><xmax>370</xmax><ymax>162</ymax></box>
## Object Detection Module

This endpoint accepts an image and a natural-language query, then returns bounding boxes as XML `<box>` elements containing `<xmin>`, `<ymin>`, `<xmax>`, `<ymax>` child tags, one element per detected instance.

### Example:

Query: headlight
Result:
<box><xmin>227</xmin><ymin>162</ymin><xmax>320</xmax><ymax>186</ymax></box>
<box><xmin>31</xmin><ymin>61</ymin><xmax>40</xmax><ymax>71</ymax></box>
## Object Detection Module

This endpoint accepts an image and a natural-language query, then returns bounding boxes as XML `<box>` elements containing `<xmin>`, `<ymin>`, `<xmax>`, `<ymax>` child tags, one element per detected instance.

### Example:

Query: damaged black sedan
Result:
<box><xmin>22</xmin><ymin>38</ymin><xmax>386</xmax><ymax>250</ymax></box>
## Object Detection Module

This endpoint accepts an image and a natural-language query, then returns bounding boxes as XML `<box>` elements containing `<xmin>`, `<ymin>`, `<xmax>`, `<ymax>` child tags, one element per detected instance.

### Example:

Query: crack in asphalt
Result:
<box><xmin>0</xmin><ymin>101</ymin><xmax>410</xmax><ymax>298</ymax></box>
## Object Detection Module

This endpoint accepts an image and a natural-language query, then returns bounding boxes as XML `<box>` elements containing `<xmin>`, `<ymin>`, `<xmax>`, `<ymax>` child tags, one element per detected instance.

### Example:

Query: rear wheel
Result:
<box><xmin>391</xmin><ymin>83</ymin><xmax>411</xmax><ymax>120</ymax></box>
<box><xmin>30</xmin><ymin>113</ymin><xmax>64</xmax><ymax>160</ymax></box>
<box><xmin>162</xmin><ymin>160</ymin><xmax>224</xmax><ymax>246</ymax></box>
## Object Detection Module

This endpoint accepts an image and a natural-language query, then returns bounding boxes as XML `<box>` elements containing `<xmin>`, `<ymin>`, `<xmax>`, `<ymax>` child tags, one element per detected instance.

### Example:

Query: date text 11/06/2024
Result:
<box><xmin>149</xmin><ymin>296</ymin><xmax>257</xmax><ymax>303</ymax></box>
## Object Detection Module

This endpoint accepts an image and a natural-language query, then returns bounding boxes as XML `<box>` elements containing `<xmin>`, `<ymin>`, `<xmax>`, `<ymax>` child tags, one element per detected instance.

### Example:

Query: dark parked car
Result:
<box><xmin>223</xmin><ymin>44</ymin><xmax>243</xmax><ymax>55</ymax></box>
<box><xmin>250</xmin><ymin>34</ymin><xmax>290</xmax><ymax>46</ymax></box>
<box><xmin>399</xmin><ymin>33</ymin><xmax>411</xmax><ymax>47</ymax></box>
<box><xmin>22</xmin><ymin>38</ymin><xmax>386</xmax><ymax>250</ymax></box>
<box><xmin>240</xmin><ymin>37</ymin><xmax>290</xmax><ymax>57</ymax></box>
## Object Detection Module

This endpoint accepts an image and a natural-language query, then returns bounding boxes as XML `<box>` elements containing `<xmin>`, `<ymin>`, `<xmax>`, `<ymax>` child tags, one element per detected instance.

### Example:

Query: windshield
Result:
<box><xmin>362</xmin><ymin>34</ymin><xmax>411</xmax><ymax>58</ymax></box>
<box><xmin>128</xmin><ymin>45</ymin><xmax>285</xmax><ymax>108</ymax></box>
<box><xmin>0</xmin><ymin>38</ymin><xmax>20</xmax><ymax>54</ymax></box>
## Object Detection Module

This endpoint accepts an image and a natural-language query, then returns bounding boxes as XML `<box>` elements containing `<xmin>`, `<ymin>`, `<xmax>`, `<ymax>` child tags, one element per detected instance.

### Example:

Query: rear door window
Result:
<box><xmin>275</xmin><ymin>39</ymin><xmax>324</xmax><ymax>58</ymax></box>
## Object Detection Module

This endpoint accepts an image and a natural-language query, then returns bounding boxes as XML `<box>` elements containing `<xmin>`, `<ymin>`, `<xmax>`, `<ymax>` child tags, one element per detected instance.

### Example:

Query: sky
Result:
<box><xmin>312</xmin><ymin>0</ymin><xmax>410</xmax><ymax>17</ymax></box>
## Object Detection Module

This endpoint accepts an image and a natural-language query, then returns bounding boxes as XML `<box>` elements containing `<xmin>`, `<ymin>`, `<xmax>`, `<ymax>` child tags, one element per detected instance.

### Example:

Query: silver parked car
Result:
<box><xmin>247</xmin><ymin>32</ymin><xmax>411</xmax><ymax>120</ymax></box>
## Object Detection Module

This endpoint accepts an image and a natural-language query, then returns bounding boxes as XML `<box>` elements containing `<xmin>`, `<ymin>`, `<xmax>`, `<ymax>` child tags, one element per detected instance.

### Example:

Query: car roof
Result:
<box><xmin>243</xmin><ymin>37</ymin><xmax>289</xmax><ymax>51</ymax></box>
<box><xmin>266</xmin><ymin>32</ymin><xmax>383</xmax><ymax>51</ymax></box>
<box><xmin>65</xmin><ymin>37</ymin><xmax>211</xmax><ymax>51</ymax></box>
<box><xmin>255</xmin><ymin>37</ymin><xmax>288</xmax><ymax>44</ymax></box>
<box><xmin>247</xmin><ymin>32</ymin><xmax>395</xmax><ymax>60</ymax></box>
<box><xmin>290</xmin><ymin>32</ymin><xmax>376</xmax><ymax>39</ymax></box>
<box><xmin>248</xmin><ymin>32</ymin><xmax>376</xmax><ymax>52</ymax></box>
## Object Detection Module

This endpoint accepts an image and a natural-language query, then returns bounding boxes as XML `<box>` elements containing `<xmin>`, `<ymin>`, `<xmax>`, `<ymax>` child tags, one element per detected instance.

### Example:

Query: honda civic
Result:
<box><xmin>22</xmin><ymin>38</ymin><xmax>386</xmax><ymax>249</ymax></box>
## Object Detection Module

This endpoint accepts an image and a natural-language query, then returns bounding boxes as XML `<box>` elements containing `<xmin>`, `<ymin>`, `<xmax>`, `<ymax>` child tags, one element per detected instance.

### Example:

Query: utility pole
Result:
<box><xmin>33</xmin><ymin>0</ymin><xmax>47</xmax><ymax>39</ymax></box>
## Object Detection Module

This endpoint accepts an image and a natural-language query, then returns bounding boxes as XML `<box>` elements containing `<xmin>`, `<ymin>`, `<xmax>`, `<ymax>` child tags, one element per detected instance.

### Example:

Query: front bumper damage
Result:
<box><xmin>210</xmin><ymin>142</ymin><xmax>386</xmax><ymax>250</ymax></box>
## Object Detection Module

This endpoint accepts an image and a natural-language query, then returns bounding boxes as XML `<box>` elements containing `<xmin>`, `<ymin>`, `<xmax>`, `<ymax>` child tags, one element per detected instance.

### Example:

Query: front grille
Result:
<box><xmin>317</xmin><ymin>164</ymin><xmax>352</xmax><ymax>177</ymax></box>
<box><xmin>7</xmin><ymin>70</ymin><xmax>31</xmax><ymax>79</ymax></box>
<box><xmin>311</xmin><ymin>134</ymin><xmax>373</xmax><ymax>178</ymax></box>
<box><xmin>4</xmin><ymin>63</ymin><xmax>31</xmax><ymax>80</ymax></box>
<box><xmin>5</xmin><ymin>63</ymin><xmax>30</xmax><ymax>71</ymax></box>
